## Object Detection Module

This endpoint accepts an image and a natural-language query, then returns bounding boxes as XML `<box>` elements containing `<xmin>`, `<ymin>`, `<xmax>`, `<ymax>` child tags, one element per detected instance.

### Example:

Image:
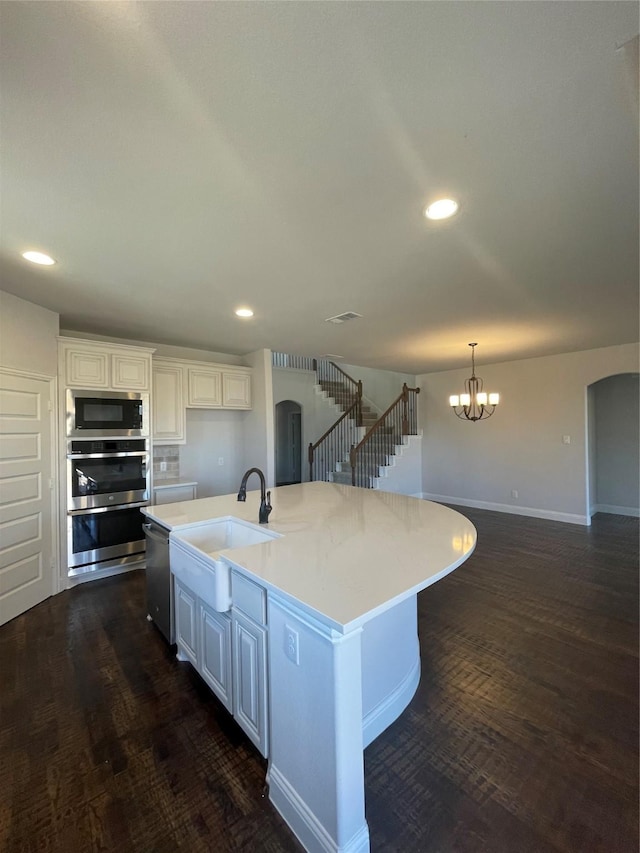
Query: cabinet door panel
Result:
<box><xmin>66</xmin><ymin>350</ymin><xmax>109</xmax><ymax>388</ymax></box>
<box><xmin>188</xmin><ymin>369</ymin><xmax>222</xmax><ymax>407</ymax></box>
<box><xmin>222</xmin><ymin>372</ymin><xmax>251</xmax><ymax>408</ymax></box>
<box><xmin>233</xmin><ymin>611</ymin><xmax>268</xmax><ymax>757</ymax></box>
<box><xmin>153</xmin><ymin>364</ymin><xmax>185</xmax><ymax>443</ymax></box>
<box><xmin>111</xmin><ymin>354</ymin><xmax>149</xmax><ymax>390</ymax></box>
<box><xmin>200</xmin><ymin>604</ymin><xmax>232</xmax><ymax>711</ymax></box>
<box><xmin>175</xmin><ymin>580</ymin><xmax>198</xmax><ymax>667</ymax></box>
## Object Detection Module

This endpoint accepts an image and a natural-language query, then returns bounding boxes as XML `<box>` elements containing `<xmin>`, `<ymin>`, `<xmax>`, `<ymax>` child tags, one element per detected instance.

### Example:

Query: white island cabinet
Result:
<box><xmin>231</xmin><ymin>570</ymin><xmax>269</xmax><ymax>756</ymax></box>
<box><xmin>143</xmin><ymin>482</ymin><xmax>476</xmax><ymax>853</ymax></box>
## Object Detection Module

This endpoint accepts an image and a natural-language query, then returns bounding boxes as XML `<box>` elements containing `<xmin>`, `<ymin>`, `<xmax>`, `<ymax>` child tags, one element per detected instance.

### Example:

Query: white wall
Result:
<box><xmin>272</xmin><ymin>368</ymin><xmax>341</xmax><ymax>482</ymax></box>
<box><xmin>419</xmin><ymin>343</ymin><xmax>640</xmax><ymax>524</ymax></box>
<box><xmin>593</xmin><ymin>373</ymin><xmax>639</xmax><ymax>514</ymax></box>
<box><xmin>375</xmin><ymin>435</ymin><xmax>423</xmax><ymax>497</ymax></box>
<box><xmin>0</xmin><ymin>290</ymin><xmax>59</xmax><ymax>375</ymax></box>
<box><xmin>180</xmin><ymin>409</ymin><xmax>248</xmax><ymax>497</ymax></box>
<box><xmin>243</xmin><ymin>349</ymin><xmax>275</xmax><ymax>488</ymax></box>
<box><xmin>341</xmin><ymin>363</ymin><xmax>417</xmax><ymax>412</ymax></box>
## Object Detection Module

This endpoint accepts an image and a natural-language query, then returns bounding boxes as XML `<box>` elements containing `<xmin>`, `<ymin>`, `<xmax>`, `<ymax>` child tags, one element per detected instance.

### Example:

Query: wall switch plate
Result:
<box><xmin>285</xmin><ymin>624</ymin><xmax>299</xmax><ymax>665</ymax></box>
<box><xmin>218</xmin><ymin>457</ymin><xmax>224</xmax><ymax>466</ymax></box>
<box><xmin>511</xmin><ymin>489</ymin><xmax>518</xmax><ymax>499</ymax></box>
<box><xmin>562</xmin><ymin>435</ymin><xmax>571</xmax><ymax>444</ymax></box>
<box><xmin>160</xmin><ymin>461</ymin><xmax>167</xmax><ymax>472</ymax></box>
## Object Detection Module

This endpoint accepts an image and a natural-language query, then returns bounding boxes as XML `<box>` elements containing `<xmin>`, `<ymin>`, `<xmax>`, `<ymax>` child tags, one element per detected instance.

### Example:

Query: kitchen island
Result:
<box><xmin>143</xmin><ymin>481</ymin><xmax>476</xmax><ymax>853</ymax></box>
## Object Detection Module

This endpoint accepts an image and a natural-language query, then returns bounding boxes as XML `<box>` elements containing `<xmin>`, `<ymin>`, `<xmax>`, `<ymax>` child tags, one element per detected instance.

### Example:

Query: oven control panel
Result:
<box><xmin>68</xmin><ymin>439</ymin><xmax>148</xmax><ymax>455</ymax></box>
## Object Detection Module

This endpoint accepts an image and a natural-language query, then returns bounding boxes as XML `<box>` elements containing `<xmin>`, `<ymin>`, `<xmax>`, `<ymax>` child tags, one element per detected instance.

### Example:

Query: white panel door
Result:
<box><xmin>0</xmin><ymin>372</ymin><xmax>55</xmax><ymax>626</ymax></box>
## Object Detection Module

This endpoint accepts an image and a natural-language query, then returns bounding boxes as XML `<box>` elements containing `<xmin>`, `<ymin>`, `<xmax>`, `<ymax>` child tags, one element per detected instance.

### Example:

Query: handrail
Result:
<box><xmin>313</xmin><ymin>358</ymin><xmax>357</xmax><ymax>388</ymax></box>
<box><xmin>308</xmin><ymin>398</ymin><xmax>362</xmax><ymax>482</ymax></box>
<box><xmin>349</xmin><ymin>384</ymin><xmax>420</xmax><ymax>487</ymax></box>
<box><xmin>313</xmin><ymin>359</ymin><xmax>362</xmax><ymax>413</ymax></box>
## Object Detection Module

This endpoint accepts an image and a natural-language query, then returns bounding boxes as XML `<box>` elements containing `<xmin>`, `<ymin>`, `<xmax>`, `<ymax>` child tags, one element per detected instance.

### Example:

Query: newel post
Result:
<box><xmin>402</xmin><ymin>383</ymin><xmax>409</xmax><ymax>436</ymax></box>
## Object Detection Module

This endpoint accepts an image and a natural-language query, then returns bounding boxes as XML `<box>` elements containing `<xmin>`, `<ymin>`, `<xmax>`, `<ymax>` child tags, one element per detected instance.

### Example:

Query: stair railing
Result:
<box><xmin>308</xmin><ymin>399</ymin><xmax>362</xmax><ymax>483</ymax></box>
<box><xmin>313</xmin><ymin>359</ymin><xmax>363</xmax><ymax>420</ymax></box>
<box><xmin>349</xmin><ymin>383</ymin><xmax>420</xmax><ymax>488</ymax></box>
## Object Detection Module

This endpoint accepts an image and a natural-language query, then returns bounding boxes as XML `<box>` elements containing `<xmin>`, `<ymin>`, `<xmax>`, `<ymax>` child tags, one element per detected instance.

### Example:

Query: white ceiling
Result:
<box><xmin>1</xmin><ymin>1</ymin><xmax>638</xmax><ymax>374</ymax></box>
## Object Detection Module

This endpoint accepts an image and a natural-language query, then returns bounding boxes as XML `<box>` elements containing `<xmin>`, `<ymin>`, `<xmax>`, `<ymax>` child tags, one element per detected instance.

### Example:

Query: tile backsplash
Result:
<box><xmin>153</xmin><ymin>445</ymin><xmax>180</xmax><ymax>480</ymax></box>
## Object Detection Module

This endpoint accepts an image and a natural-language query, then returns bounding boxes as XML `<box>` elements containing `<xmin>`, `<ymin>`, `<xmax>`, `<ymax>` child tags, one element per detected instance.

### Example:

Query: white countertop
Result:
<box><xmin>143</xmin><ymin>482</ymin><xmax>476</xmax><ymax>633</ymax></box>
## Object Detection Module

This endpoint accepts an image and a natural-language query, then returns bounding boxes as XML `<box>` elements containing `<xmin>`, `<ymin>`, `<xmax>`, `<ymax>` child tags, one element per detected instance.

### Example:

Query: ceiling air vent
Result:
<box><xmin>325</xmin><ymin>311</ymin><xmax>362</xmax><ymax>325</ymax></box>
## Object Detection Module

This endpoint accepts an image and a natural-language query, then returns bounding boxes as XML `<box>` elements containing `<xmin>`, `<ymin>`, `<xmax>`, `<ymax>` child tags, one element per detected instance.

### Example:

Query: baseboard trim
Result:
<box><xmin>420</xmin><ymin>493</ymin><xmax>588</xmax><ymax>526</ymax></box>
<box><xmin>267</xmin><ymin>764</ymin><xmax>370</xmax><ymax>853</ymax></box>
<box><xmin>362</xmin><ymin>652</ymin><xmax>420</xmax><ymax>748</ymax></box>
<box><xmin>592</xmin><ymin>504</ymin><xmax>640</xmax><ymax>518</ymax></box>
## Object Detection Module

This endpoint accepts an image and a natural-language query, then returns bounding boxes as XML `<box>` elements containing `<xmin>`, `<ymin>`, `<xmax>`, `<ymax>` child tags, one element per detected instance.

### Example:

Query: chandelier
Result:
<box><xmin>449</xmin><ymin>343</ymin><xmax>500</xmax><ymax>422</ymax></box>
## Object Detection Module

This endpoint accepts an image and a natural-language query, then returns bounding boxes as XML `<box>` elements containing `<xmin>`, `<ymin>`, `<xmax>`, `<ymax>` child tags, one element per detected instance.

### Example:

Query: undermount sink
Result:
<box><xmin>169</xmin><ymin>517</ymin><xmax>281</xmax><ymax>612</ymax></box>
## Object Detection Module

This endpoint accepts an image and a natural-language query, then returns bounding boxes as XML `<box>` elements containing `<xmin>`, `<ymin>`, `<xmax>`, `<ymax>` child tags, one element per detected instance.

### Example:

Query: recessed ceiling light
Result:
<box><xmin>22</xmin><ymin>250</ymin><xmax>56</xmax><ymax>265</ymax></box>
<box><xmin>424</xmin><ymin>199</ymin><xmax>459</xmax><ymax>220</ymax></box>
<box><xmin>235</xmin><ymin>308</ymin><xmax>254</xmax><ymax>318</ymax></box>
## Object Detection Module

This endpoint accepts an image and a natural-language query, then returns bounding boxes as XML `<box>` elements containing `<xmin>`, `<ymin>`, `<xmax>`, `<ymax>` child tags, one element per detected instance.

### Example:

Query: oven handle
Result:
<box><xmin>68</xmin><ymin>502</ymin><xmax>149</xmax><ymax>516</ymax></box>
<box><xmin>67</xmin><ymin>451</ymin><xmax>149</xmax><ymax>459</ymax></box>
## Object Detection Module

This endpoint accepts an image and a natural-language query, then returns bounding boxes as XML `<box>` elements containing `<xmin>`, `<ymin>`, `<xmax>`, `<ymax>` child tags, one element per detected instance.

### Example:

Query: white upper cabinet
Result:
<box><xmin>65</xmin><ymin>349</ymin><xmax>109</xmax><ymax>388</ymax></box>
<box><xmin>152</xmin><ymin>359</ymin><xmax>186</xmax><ymax>444</ymax></box>
<box><xmin>187</xmin><ymin>364</ymin><xmax>251</xmax><ymax>409</ymax></box>
<box><xmin>111</xmin><ymin>354</ymin><xmax>150</xmax><ymax>390</ymax></box>
<box><xmin>60</xmin><ymin>338</ymin><xmax>154</xmax><ymax>391</ymax></box>
<box><xmin>222</xmin><ymin>371</ymin><xmax>251</xmax><ymax>408</ymax></box>
<box><xmin>188</xmin><ymin>367</ymin><xmax>222</xmax><ymax>407</ymax></box>
<box><xmin>152</xmin><ymin>357</ymin><xmax>251</xmax><ymax>443</ymax></box>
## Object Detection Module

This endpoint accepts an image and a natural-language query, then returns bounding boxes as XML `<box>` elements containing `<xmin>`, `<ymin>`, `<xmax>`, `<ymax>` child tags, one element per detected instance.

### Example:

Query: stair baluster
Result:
<box><xmin>308</xmin><ymin>361</ymin><xmax>363</xmax><ymax>482</ymax></box>
<box><xmin>349</xmin><ymin>384</ymin><xmax>420</xmax><ymax>488</ymax></box>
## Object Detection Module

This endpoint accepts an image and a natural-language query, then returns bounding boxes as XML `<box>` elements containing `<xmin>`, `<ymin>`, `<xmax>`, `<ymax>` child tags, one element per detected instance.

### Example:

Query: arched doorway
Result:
<box><xmin>275</xmin><ymin>400</ymin><xmax>302</xmax><ymax>486</ymax></box>
<box><xmin>587</xmin><ymin>372</ymin><xmax>639</xmax><ymax>520</ymax></box>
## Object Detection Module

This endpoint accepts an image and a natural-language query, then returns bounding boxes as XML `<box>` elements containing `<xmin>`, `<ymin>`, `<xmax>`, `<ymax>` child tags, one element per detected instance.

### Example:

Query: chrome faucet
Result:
<box><xmin>237</xmin><ymin>467</ymin><xmax>272</xmax><ymax>524</ymax></box>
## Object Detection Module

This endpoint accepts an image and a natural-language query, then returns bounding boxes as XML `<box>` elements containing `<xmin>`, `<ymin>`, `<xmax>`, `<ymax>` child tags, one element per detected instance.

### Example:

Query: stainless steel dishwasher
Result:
<box><xmin>144</xmin><ymin>520</ymin><xmax>174</xmax><ymax>643</ymax></box>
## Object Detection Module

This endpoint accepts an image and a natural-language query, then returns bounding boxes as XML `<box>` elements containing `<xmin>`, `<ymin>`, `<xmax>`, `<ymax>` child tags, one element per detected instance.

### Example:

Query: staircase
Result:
<box><xmin>315</xmin><ymin>379</ymin><xmax>379</xmax><ymax>430</ymax></box>
<box><xmin>331</xmin><ymin>432</ymin><xmax>401</xmax><ymax>486</ymax></box>
<box><xmin>310</xmin><ymin>360</ymin><xmax>420</xmax><ymax>489</ymax></box>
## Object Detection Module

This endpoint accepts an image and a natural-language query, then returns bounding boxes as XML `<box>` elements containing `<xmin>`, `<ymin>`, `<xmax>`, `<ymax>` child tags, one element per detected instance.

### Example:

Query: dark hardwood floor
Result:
<box><xmin>1</xmin><ymin>509</ymin><xmax>637</xmax><ymax>852</ymax></box>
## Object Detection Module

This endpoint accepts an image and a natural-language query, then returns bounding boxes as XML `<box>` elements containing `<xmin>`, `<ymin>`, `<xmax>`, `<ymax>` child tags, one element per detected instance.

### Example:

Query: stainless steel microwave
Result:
<box><xmin>66</xmin><ymin>389</ymin><xmax>149</xmax><ymax>438</ymax></box>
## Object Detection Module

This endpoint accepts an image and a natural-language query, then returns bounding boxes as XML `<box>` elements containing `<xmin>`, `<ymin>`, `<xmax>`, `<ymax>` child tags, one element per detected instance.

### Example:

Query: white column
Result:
<box><xmin>267</xmin><ymin>593</ymin><xmax>370</xmax><ymax>853</ymax></box>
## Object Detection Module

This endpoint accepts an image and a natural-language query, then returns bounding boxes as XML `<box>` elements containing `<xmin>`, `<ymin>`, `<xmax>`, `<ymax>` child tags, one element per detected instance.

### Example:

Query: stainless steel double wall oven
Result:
<box><xmin>66</xmin><ymin>390</ymin><xmax>150</xmax><ymax>577</ymax></box>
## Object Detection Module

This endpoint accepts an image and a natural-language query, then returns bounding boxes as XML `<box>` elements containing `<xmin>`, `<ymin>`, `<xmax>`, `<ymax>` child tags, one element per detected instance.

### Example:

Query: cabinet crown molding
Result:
<box><xmin>153</xmin><ymin>355</ymin><xmax>251</xmax><ymax>372</ymax></box>
<box><xmin>58</xmin><ymin>336</ymin><xmax>156</xmax><ymax>354</ymax></box>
